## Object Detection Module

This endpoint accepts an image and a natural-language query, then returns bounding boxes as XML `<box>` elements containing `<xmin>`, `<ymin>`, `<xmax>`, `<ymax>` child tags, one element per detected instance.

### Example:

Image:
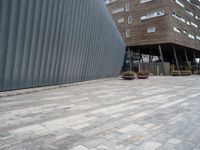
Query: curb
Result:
<box><xmin>0</xmin><ymin>78</ymin><xmax>117</xmax><ymax>98</ymax></box>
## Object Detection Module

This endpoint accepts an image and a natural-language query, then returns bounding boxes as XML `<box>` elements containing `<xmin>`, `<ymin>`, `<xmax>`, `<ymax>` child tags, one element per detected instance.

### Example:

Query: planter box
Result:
<box><xmin>180</xmin><ymin>71</ymin><xmax>192</xmax><ymax>76</ymax></box>
<box><xmin>137</xmin><ymin>76</ymin><xmax>149</xmax><ymax>79</ymax></box>
<box><xmin>171</xmin><ymin>70</ymin><xmax>192</xmax><ymax>76</ymax></box>
<box><xmin>181</xmin><ymin>73</ymin><xmax>191</xmax><ymax>76</ymax></box>
<box><xmin>171</xmin><ymin>72</ymin><xmax>181</xmax><ymax>76</ymax></box>
<box><xmin>121</xmin><ymin>76</ymin><xmax>136</xmax><ymax>80</ymax></box>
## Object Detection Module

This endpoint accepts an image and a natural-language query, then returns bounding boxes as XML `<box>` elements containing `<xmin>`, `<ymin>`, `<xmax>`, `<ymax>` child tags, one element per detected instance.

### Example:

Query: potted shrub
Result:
<box><xmin>171</xmin><ymin>70</ymin><xmax>181</xmax><ymax>76</ymax></box>
<box><xmin>121</xmin><ymin>71</ymin><xmax>136</xmax><ymax>80</ymax></box>
<box><xmin>137</xmin><ymin>71</ymin><xmax>150</xmax><ymax>79</ymax></box>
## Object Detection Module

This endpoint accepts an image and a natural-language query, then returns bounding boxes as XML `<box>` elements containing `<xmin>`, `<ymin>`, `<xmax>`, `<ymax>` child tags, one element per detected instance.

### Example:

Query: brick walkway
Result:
<box><xmin>0</xmin><ymin>76</ymin><xmax>200</xmax><ymax>150</ymax></box>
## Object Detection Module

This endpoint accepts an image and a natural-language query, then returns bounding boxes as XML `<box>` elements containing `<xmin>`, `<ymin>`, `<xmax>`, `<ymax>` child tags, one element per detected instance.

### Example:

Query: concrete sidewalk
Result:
<box><xmin>0</xmin><ymin>76</ymin><xmax>200</xmax><ymax>150</ymax></box>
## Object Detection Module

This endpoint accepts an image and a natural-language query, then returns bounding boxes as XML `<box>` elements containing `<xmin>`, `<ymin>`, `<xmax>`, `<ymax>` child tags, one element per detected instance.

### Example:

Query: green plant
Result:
<box><xmin>137</xmin><ymin>71</ymin><xmax>150</xmax><ymax>79</ymax></box>
<box><xmin>186</xmin><ymin>65</ymin><xmax>192</xmax><ymax>70</ymax></box>
<box><xmin>122</xmin><ymin>71</ymin><xmax>136</xmax><ymax>76</ymax></box>
<box><xmin>181</xmin><ymin>65</ymin><xmax>192</xmax><ymax>71</ymax></box>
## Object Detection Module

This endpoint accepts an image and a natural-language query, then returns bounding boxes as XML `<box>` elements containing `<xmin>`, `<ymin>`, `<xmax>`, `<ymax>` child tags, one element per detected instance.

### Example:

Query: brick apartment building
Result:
<box><xmin>106</xmin><ymin>0</ymin><xmax>200</xmax><ymax>73</ymax></box>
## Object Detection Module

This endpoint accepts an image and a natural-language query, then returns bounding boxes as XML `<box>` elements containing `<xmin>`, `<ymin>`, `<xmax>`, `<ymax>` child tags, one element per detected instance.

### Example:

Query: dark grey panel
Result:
<box><xmin>0</xmin><ymin>0</ymin><xmax>125</xmax><ymax>91</ymax></box>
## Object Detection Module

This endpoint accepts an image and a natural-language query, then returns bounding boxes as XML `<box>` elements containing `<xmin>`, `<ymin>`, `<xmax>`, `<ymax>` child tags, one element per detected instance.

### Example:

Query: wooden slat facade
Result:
<box><xmin>106</xmin><ymin>0</ymin><xmax>200</xmax><ymax>51</ymax></box>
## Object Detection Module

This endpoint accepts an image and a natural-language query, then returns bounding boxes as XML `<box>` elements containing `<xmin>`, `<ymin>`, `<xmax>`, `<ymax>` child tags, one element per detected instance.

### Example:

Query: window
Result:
<box><xmin>141</xmin><ymin>10</ymin><xmax>165</xmax><ymax>20</ymax></box>
<box><xmin>173</xmin><ymin>27</ymin><xmax>181</xmax><ymax>33</ymax></box>
<box><xmin>186</xmin><ymin>9</ymin><xmax>194</xmax><ymax>17</ymax></box>
<box><xmin>186</xmin><ymin>21</ymin><xmax>191</xmax><ymax>25</ymax></box>
<box><xmin>183</xmin><ymin>29</ymin><xmax>187</xmax><ymax>34</ymax></box>
<box><xmin>118</xmin><ymin>18</ymin><xmax>124</xmax><ymax>23</ymax></box>
<box><xmin>125</xmin><ymin>3</ymin><xmax>130</xmax><ymax>11</ymax></box>
<box><xmin>126</xmin><ymin>29</ymin><xmax>130</xmax><ymax>38</ymax></box>
<box><xmin>175</xmin><ymin>0</ymin><xmax>185</xmax><ymax>8</ymax></box>
<box><xmin>128</xmin><ymin>16</ymin><xmax>133</xmax><ymax>24</ymax></box>
<box><xmin>106</xmin><ymin>0</ymin><xmax>118</xmax><ymax>4</ymax></box>
<box><xmin>196</xmin><ymin>36</ymin><xmax>200</xmax><ymax>40</ymax></box>
<box><xmin>191</xmin><ymin>22</ymin><xmax>198</xmax><ymax>28</ymax></box>
<box><xmin>172</xmin><ymin>12</ymin><xmax>185</xmax><ymax>23</ymax></box>
<box><xmin>147</xmin><ymin>27</ymin><xmax>156</xmax><ymax>33</ymax></box>
<box><xmin>186</xmin><ymin>0</ymin><xmax>200</xmax><ymax>10</ymax></box>
<box><xmin>140</xmin><ymin>0</ymin><xmax>152</xmax><ymax>4</ymax></box>
<box><xmin>188</xmin><ymin>34</ymin><xmax>195</xmax><ymax>39</ymax></box>
<box><xmin>112</xmin><ymin>7</ymin><xmax>124</xmax><ymax>14</ymax></box>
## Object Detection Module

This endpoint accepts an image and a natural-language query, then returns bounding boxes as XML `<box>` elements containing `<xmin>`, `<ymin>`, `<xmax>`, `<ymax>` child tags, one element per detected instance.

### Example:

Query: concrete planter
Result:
<box><xmin>171</xmin><ymin>70</ymin><xmax>192</xmax><ymax>76</ymax></box>
<box><xmin>121</xmin><ymin>76</ymin><xmax>136</xmax><ymax>80</ymax></box>
<box><xmin>137</xmin><ymin>76</ymin><xmax>149</xmax><ymax>79</ymax></box>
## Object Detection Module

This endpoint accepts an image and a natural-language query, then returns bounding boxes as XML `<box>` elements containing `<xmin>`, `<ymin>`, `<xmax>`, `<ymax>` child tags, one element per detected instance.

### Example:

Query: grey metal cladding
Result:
<box><xmin>0</xmin><ymin>0</ymin><xmax>125</xmax><ymax>92</ymax></box>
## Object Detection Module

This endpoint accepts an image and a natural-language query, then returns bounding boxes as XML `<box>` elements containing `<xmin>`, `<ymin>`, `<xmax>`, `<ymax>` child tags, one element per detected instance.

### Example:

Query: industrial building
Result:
<box><xmin>0</xmin><ymin>0</ymin><xmax>125</xmax><ymax>91</ymax></box>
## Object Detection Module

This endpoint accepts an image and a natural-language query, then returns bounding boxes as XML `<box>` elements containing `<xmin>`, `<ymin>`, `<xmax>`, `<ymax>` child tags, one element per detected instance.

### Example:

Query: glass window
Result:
<box><xmin>147</xmin><ymin>27</ymin><xmax>156</xmax><ymax>33</ymax></box>
<box><xmin>126</xmin><ymin>29</ymin><xmax>130</xmax><ymax>37</ymax></box>
<box><xmin>128</xmin><ymin>16</ymin><xmax>133</xmax><ymax>24</ymax></box>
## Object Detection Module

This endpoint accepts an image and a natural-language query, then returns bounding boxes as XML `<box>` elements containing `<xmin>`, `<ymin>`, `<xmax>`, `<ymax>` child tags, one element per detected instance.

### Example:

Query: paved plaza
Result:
<box><xmin>0</xmin><ymin>76</ymin><xmax>200</xmax><ymax>150</ymax></box>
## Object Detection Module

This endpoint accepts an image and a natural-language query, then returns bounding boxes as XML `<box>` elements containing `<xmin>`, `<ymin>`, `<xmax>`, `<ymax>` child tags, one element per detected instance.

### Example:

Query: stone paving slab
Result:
<box><xmin>0</xmin><ymin>76</ymin><xmax>200</xmax><ymax>150</ymax></box>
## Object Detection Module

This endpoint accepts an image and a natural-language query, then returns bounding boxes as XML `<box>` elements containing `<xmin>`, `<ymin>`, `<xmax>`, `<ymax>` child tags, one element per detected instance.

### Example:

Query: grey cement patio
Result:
<box><xmin>0</xmin><ymin>76</ymin><xmax>200</xmax><ymax>150</ymax></box>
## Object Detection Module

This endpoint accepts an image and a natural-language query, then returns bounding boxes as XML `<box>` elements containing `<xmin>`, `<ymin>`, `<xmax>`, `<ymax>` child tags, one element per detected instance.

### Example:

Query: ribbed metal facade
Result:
<box><xmin>0</xmin><ymin>0</ymin><xmax>125</xmax><ymax>91</ymax></box>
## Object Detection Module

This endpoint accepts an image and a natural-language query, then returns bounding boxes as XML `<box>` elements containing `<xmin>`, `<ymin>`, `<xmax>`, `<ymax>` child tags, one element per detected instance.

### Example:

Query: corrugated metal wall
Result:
<box><xmin>0</xmin><ymin>0</ymin><xmax>125</xmax><ymax>91</ymax></box>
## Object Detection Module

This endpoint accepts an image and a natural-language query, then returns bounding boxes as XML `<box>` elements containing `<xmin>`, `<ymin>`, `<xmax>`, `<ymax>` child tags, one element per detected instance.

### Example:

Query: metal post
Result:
<box><xmin>141</xmin><ymin>54</ymin><xmax>144</xmax><ymax>63</ymax></box>
<box><xmin>172</xmin><ymin>45</ymin><xmax>179</xmax><ymax>70</ymax></box>
<box><xmin>138</xmin><ymin>49</ymin><xmax>141</xmax><ymax>72</ymax></box>
<box><xmin>157</xmin><ymin>65</ymin><xmax>159</xmax><ymax>76</ymax></box>
<box><xmin>138</xmin><ymin>49</ymin><xmax>141</xmax><ymax>63</ymax></box>
<box><xmin>158</xmin><ymin>45</ymin><xmax>165</xmax><ymax>75</ymax></box>
<box><xmin>184</xmin><ymin>48</ymin><xmax>189</xmax><ymax>66</ymax></box>
<box><xmin>149</xmin><ymin>49</ymin><xmax>152</xmax><ymax>63</ymax></box>
<box><xmin>132</xmin><ymin>50</ymin><xmax>135</xmax><ymax>71</ymax></box>
<box><xmin>128</xmin><ymin>48</ymin><xmax>132</xmax><ymax>71</ymax></box>
<box><xmin>193</xmin><ymin>51</ymin><xmax>197</xmax><ymax>72</ymax></box>
<box><xmin>151</xmin><ymin>55</ymin><xmax>153</xmax><ymax>62</ymax></box>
